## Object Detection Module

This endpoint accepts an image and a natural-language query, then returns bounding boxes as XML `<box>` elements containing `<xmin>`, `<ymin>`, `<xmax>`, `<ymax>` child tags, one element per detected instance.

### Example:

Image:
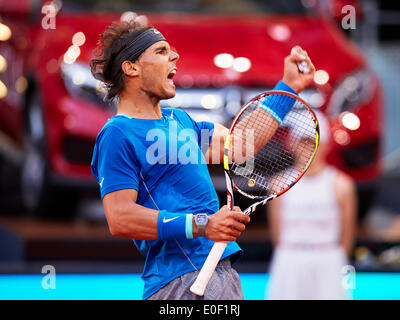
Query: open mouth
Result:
<box><xmin>167</xmin><ymin>69</ymin><xmax>177</xmax><ymax>85</ymax></box>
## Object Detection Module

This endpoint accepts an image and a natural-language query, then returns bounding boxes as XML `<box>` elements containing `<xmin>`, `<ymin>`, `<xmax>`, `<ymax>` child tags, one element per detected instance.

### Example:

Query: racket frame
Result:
<box><xmin>227</xmin><ymin>90</ymin><xmax>319</xmax><ymax>200</ymax></box>
<box><xmin>189</xmin><ymin>90</ymin><xmax>319</xmax><ymax>296</ymax></box>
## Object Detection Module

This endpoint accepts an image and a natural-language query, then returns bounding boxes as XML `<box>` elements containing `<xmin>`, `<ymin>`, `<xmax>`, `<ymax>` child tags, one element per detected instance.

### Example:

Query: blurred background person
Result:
<box><xmin>266</xmin><ymin>111</ymin><xmax>357</xmax><ymax>300</ymax></box>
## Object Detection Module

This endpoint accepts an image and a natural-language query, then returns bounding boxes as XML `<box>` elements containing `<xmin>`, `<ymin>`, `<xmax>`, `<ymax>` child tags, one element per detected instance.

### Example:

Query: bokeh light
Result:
<box><xmin>0</xmin><ymin>23</ymin><xmax>12</xmax><ymax>41</ymax></box>
<box><xmin>135</xmin><ymin>15</ymin><xmax>148</xmax><ymax>26</ymax></box>
<box><xmin>201</xmin><ymin>94</ymin><xmax>222</xmax><ymax>109</ymax></box>
<box><xmin>233</xmin><ymin>57</ymin><xmax>251</xmax><ymax>72</ymax></box>
<box><xmin>314</xmin><ymin>69</ymin><xmax>330</xmax><ymax>85</ymax></box>
<box><xmin>214</xmin><ymin>53</ymin><xmax>234</xmax><ymax>69</ymax></box>
<box><xmin>341</xmin><ymin>112</ymin><xmax>361</xmax><ymax>131</ymax></box>
<box><xmin>333</xmin><ymin>129</ymin><xmax>350</xmax><ymax>145</ymax></box>
<box><xmin>72</xmin><ymin>32</ymin><xmax>86</xmax><ymax>47</ymax></box>
<box><xmin>268</xmin><ymin>24</ymin><xmax>291</xmax><ymax>42</ymax></box>
<box><xmin>120</xmin><ymin>11</ymin><xmax>137</xmax><ymax>22</ymax></box>
<box><xmin>309</xmin><ymin>92</ymin><xmax>325</xmax><ymax>108</ymax></box>
<box><xmin>63</xmin><ymin>45</ymin><xmax>81</xmax><ymax>64</ymax></box>
<box><xmin>15</xmin><ymin>76</ymin><xmax>28</xmax><ymax>94</ymax></box>
<box><xmin>72</xmin><ymin>70</ymin><xmax>86</xmax><ymax>86</ymax></box>
<box><xmin>0</xmin><ymin>54</ymin><xmax>7</xmax><ymax>72</ymax></box>
<box><xmin>0</xmin><ymin>80</ymin><xmax>7</xmax><ymax>99</ymax></box>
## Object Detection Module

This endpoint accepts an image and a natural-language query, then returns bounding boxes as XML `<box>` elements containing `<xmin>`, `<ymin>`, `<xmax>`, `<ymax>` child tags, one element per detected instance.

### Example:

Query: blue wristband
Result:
<box><xmin>185</xmin><ymin>214</ymin><xmax>193</xmax><ymax>239</ymax></box>
<box><xmin>157</xmin><ymin>210</ymin><xmax>193</xmax><ymax>240</ymax></box>
<box><xmin>260</xmin><ymin>81</ymin><xmax>298</xmax><ymax>123</ymax></box>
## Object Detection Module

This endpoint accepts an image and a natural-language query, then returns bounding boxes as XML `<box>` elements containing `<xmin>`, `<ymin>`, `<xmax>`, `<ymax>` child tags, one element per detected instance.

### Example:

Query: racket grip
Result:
<box><xmin>190</xmin><ymin>241</ymin><xmax>228</xmax><ymax>296</ymax></box>
<box><xmin>297</xmin><ymin>61</ymin><xmax>310</xmax><ymax>74</ymax></box>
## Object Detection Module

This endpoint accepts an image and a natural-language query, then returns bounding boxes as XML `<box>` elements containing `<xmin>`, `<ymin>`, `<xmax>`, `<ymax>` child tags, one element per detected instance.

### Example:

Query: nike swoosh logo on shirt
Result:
<box><xmin>163</xmin><ymin>216</ymin><xmax>179</xmax><ymax>223</ymax></box>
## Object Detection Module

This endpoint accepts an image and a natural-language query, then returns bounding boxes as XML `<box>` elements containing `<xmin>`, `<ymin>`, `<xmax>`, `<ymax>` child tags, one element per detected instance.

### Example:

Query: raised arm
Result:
<box><xmin>205</xmin><ymin>115</ymin><xmax>279</xmax><ymax>165</ymax></box>
<box><xmin>204</xmin><ymin>123</ymin><xmax>228</xmax><ymax>164</ymax></box>
<box><xmin>205</xmin><ymin>46</ymin><xmax>315</xmax><ymax>165</ymax></box>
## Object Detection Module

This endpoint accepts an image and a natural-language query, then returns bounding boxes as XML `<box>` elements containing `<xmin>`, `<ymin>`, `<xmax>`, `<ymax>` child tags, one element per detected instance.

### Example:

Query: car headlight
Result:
<box><xmin>60</xmin><ymin>62</ymin><xmax>116</xmax><ymax>111</ymax></box>
<box><xmin>327</xmin><ymin>69</ymin><xmax>375</xmax><ymax>116</ymax></box>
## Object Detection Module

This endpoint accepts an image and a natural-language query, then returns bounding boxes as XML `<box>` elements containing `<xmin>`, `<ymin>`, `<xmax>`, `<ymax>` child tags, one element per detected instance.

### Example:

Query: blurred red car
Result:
<box><xmin>0</xmin><ymin>0</ymin><xmax>383</xmax><ymax>217</ymax></box>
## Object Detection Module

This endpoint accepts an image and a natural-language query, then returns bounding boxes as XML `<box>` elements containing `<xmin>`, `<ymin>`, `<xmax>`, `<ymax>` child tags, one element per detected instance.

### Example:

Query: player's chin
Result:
<box><xmin>163</xmin><ymin>84</ymin><xmax>176</xmax><ymax>99</ymax></box>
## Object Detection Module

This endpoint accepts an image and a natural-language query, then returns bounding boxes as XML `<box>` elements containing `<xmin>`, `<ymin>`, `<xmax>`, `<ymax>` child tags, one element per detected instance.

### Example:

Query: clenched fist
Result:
<box><xmin>282</xmin><ymin>46</ymin><xmax>316</xmax><ymax>93</ymax></box>
<box><xmin>204</xmin><ymin>205</ymin><xmax>250</xmax><ymax>242</ymax></box>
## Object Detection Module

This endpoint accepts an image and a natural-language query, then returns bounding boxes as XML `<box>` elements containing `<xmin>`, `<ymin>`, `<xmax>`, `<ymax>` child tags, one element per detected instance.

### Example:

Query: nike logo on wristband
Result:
<box><xmin>163</xmin><ymin>216</ymin><xmax>179</xmax><ymax>223</ymax></box>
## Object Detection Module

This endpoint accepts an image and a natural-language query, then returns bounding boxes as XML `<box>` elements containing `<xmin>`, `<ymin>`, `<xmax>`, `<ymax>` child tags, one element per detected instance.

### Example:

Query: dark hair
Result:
<box><xmin>90</xmin><ymin>21</ymin><xmax>152</xmax><ymax>102</ymax></box>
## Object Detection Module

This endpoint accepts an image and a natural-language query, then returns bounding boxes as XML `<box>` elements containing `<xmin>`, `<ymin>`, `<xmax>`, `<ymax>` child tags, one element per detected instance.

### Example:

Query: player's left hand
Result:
<box><xmin>282</xmin><ymin>46</ymin><xmax>316</xmax><ymax>93</ymax></box>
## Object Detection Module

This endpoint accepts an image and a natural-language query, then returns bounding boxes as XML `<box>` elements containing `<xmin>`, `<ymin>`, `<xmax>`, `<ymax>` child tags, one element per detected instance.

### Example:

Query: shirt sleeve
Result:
<box><xmin>175</xmin><ymin>109</ymin><xmax>215</xmax><ymax>154</ymax></box>
<box><xmin>91</xmin><ymin>125</ymin><xmax>140</xmax><ymax>199</ymax></box>
<box><xmin>193</xmin><ymin>120</ymin><xmax>215</xmax><ymax>154</ymax></box>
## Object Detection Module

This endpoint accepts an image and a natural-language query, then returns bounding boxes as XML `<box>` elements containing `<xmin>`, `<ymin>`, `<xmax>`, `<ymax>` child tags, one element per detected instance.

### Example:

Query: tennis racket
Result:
<box><xmin>190</xmin><ymin>90</ymin><xmax>320</xmax><ymax>296</ymax></box>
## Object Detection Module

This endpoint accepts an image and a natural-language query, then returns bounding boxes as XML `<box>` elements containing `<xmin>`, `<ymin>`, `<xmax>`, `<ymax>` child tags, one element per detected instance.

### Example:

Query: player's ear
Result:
<box><xmin>121</xmin><ymin>61</ymin><xmax>139</xmax><ymax>77</ymax></box>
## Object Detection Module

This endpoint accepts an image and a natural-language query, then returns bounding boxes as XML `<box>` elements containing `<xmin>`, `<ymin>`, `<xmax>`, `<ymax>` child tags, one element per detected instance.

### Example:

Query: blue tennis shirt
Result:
<box><xmin>91</xmin><ymin>108</ymin><xmax>242</xmax><ymax>299</ymax></box>
<box><xmin>91</xmin><ymin>81</ymin><xmax>297</xmax><ymax>299</ymax></box>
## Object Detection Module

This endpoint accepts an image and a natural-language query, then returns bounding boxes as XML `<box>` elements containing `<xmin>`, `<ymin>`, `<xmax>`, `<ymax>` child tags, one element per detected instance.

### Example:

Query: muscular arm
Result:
<box><xmin>204</xmin><ymin>123</ymin><xmax>228</xmax><ymax>164</ymax></box>
<box><xmin>103</xmin><ymin>189</ymin><xmax>159</xmax><ymax>240</ymax></box>
<box><xmin>204</xmin><ymin>46</ymin><xmax>315</xmax><ymax>165</ymax></box>
<box><xmin>205</xmin><ymin>110</ymin><xmax>279</xmax><ymax>165</ymax></box>
<box><xmin>335</xmin><ymin>172</ymin><xmax>357</xmax><ymax>257</ymax></box>
<box><xmin>102</xmin><ymin>188</ymin><xmax>249</xmax><ymax>241</ymax></box>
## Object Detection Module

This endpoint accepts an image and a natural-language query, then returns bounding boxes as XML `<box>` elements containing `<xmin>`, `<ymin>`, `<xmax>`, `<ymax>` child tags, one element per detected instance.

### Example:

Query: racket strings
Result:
<box><xmin>228</xmin><ymin>94</ymin><xmax>318</xmax><ymax>198</ymax></box>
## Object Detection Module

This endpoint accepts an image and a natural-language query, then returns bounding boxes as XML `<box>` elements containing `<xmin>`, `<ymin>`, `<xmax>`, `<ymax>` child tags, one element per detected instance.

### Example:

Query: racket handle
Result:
<box><xmin>190</xmin><ymin>241</ymin><xmax>227</xmax><ymax>296</ymax></box>
<box><xmin>297</xmin><ymin>61</ymin><xmax>310</xmax><ymax>74</ymax></box>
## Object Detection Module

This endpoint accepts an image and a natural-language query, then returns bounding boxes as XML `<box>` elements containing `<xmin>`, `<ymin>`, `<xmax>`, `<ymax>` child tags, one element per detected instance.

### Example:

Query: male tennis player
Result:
<box><xmin>90</xmin><ymin>21</ymin><xmax>315</xmax><ymax>300</ymax></box>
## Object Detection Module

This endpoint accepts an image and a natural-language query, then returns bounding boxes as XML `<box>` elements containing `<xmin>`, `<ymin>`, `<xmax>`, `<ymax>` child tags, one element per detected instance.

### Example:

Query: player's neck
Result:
<box><xmin>118</xmin><ymin>89</ymin><xmax>162</xmax><ymax>119</ymax></box>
